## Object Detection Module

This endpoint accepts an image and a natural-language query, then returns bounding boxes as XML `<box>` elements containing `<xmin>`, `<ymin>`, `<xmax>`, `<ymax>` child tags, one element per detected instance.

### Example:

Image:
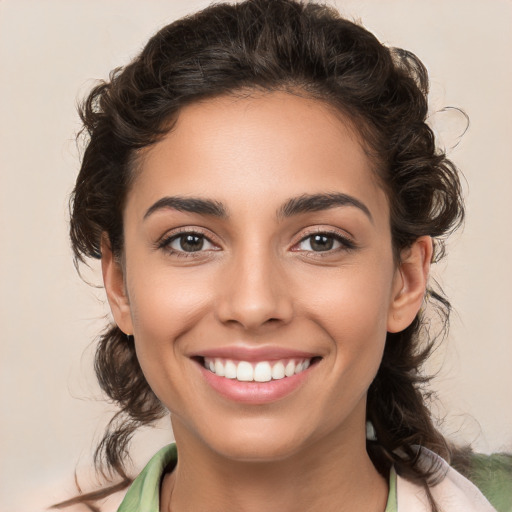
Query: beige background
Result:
<box><xmin>1</xmin><ymin>1</ymin><xmax>511</xmax><ymax>510</ymax></box>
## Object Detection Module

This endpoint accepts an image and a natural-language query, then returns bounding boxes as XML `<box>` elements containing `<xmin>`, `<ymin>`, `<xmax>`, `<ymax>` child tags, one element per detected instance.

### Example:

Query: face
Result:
<box><xmin>103</xmin><ymin>91</ymin><xmax>430</xmax><ymax>463</ymax></box>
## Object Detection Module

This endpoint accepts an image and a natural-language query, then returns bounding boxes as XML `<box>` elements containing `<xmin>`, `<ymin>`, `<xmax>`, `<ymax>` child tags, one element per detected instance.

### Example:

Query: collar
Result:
<box><xmin>396</xmin><ymin>448</ymin><xmax>496</xmax><ymax>512</ymax></box>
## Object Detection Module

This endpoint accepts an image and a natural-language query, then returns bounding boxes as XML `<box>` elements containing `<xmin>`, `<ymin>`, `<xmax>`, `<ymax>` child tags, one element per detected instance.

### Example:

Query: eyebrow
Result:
<box><xmin>143</xmin><ymin>192</ymin><xmax>372</xmax><ymax>223</ymax></box>
<box><xmin>143</xmin><ymin>196</ymin><xmax>228</xmax><ymax>220</ymax></box>
<box><xmin>277</xmin><ymin>193</ymin><xmax>373</xmax><ymax>222</ymax></box>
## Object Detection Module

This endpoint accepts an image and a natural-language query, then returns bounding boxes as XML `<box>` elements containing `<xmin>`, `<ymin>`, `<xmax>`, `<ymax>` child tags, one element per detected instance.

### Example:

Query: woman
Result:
<box><xmin>60</xmin><ymin>0</ymin><xmax>511</xmax><ymax>510</ymax></box>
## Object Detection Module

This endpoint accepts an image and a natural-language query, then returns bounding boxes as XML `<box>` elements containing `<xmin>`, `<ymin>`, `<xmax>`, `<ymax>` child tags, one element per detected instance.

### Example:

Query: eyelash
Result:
<box><xmin>157</xmin><ymin>229</ymin><xmax>218</xmax><ymax>258</ymax></box>
<box><xmin>156</xmin><ymin>228</ymin><xmax>356</xmax><ymax>258</ymax></box>
<box><xmin>292</xmin><ymin>230</ymin><xmax>356</xmax><ymax>255</ymax></box>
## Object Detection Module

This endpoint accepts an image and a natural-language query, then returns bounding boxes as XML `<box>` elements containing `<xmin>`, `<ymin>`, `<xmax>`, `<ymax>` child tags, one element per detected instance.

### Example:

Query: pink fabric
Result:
<box><xmin>396</xmin><ymin>449</ymin><xmax>496</xmax><ymax>512</ymax></box>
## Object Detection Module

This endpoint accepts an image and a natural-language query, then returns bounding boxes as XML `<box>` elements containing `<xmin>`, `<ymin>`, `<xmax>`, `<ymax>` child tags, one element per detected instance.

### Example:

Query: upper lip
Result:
<box><xmin>193</xmin><ymin>346</ymin><xmax>320</xmax><ymax>362</ymax></box>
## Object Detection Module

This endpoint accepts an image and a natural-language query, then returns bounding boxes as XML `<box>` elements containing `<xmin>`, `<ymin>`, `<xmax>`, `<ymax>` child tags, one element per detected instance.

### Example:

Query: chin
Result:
<box><xmin>213</xmin><ymin>435</ymin><xmax>307</xmax><ymax>463</ymax></box>
<box><xmin>192</xmin><ymin>413</ymin><xmax>327</xmax><ymax>464</ymax></box>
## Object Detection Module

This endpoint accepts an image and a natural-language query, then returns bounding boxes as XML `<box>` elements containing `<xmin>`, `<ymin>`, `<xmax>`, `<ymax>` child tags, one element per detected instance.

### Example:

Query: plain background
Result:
<box><xmin>0</xmin><ymin>1</ymin><xmax>511</xmax><ymax>510</ymax></box>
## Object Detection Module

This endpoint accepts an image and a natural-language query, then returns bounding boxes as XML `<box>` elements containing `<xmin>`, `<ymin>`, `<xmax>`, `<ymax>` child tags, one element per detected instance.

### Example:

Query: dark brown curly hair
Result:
<box><xmin>59</xmin><ymin>0</ymin><xmax>466</xmax><ymax>508</ymax></box>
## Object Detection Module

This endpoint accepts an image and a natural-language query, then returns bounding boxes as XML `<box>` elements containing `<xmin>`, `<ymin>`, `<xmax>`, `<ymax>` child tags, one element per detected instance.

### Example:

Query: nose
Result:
<box><xmin>215</xmin><ymin>245</ymin><xmax>294</xmax><ymax>331</ymax></box>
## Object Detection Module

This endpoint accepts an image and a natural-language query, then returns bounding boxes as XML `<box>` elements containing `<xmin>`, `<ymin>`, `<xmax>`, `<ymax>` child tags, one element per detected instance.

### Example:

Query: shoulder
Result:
<box><xmin>117</xmin><ymin>444</ymin><xmax>177</xmax><ymax>512</ymax></box>
<box><xmin>467</xmin><ymin>453</ymin><xmax>512</xmax><ymax>512</ymax></box>
<box><xmin>396</xmin><ymin>449</ymin><xmax>511</xmax><ymax>512</ymax></box>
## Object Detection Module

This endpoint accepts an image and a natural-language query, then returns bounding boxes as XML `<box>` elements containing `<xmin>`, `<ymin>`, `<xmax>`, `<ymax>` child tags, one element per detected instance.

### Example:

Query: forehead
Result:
<box><xmin>128</xmin><ymin>91</ymin><xmax>388</xmax><ymax>224</ymax></box>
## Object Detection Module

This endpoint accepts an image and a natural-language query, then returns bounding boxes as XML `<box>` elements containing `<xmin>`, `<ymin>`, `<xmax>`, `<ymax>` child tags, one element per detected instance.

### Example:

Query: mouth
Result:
<box><xmin>199</xmin><ymin>356</ymin><xmax>321</xmax><ymax>383</ymax></box>
<box><xmin>191</xmin><ymin>348</ymin><xmax>322</xmax><ymax>403</ymax></box>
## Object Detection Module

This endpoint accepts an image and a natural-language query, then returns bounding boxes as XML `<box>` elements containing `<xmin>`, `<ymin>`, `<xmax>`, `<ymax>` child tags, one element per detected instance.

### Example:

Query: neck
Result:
<box><xmin>161</xmin><ymin>421</ymin><xmax>388</xmax><ymax>512</ymax></box>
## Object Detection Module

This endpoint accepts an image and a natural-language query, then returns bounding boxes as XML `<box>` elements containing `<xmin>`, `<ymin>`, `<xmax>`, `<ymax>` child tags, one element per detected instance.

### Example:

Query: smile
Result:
<box><xmin>203</xmin><ymin>357</ymin><xmax>312</xmax><ymax>382</ymax></box>
<box><xmin>195</xmin><ymin>349</ymin><xmax>321</xmax><ymax>403</ymax></box>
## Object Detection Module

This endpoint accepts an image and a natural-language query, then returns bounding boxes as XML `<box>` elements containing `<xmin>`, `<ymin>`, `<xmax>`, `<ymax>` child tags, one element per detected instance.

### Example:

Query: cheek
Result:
<box><xmin>125</xmin><ymin>266</ymin><xmax>213</xmax><ymax>389</ymax></box>
<box><xmin>302</xmin><ymin>259</ymin><xmax>395</xmax><ymax>336</ymax></box>
<box><xmin>324</xmin><ymin>289</ymin><xmax>389</xmax><ymax>385</ymax></box>
<box><xmin>297</xmin><ymin>258</ymin><xmax>395</xmax><ymax>379</ymax></box>
<box><xmin>314</xmin><ymin>291</ymin><xmax>389</xmax><ymax>424</ymax></box>
<box><xmin>128</xmin><ymin>261</ymin><xmax>213</xmax><ymax>332</ymax></box>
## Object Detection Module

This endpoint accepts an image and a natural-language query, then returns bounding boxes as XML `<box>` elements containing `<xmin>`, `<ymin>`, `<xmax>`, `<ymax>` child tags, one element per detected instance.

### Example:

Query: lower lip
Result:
<box><xmin>197</xmin><ymin>362</ymin><xmax>314</xmax><ymax>404</ymax></box>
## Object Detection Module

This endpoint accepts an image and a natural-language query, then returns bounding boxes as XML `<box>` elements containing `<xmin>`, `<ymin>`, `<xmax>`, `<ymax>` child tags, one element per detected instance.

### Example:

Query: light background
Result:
<box><xmin>0</xmin><ymin>1</ymin><xmax>511</xmax><ymax>511</ymax></box>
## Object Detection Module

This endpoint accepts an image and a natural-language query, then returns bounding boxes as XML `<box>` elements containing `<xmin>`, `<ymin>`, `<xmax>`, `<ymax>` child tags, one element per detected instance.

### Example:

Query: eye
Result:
<box><xmin>161</xmin><ymin>232</ymin><xmax>217</xmax><ymax>254</ymax></box>
<box><xmin>295</xmin><ymin>232</ymin><xmax>355</xmax><ymax>253</ymax></box>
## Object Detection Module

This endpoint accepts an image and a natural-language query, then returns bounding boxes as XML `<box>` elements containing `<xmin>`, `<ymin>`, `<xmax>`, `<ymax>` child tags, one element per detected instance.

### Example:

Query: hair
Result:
<box><xmin>61</xmin><ymin>0</ymin><xmax>465</xmax><ymax>508</ymax></box>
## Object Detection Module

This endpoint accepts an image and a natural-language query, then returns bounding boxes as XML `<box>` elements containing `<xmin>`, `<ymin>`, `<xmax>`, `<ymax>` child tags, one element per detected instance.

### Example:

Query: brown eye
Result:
<box><xmin>309</xmin><ymin>234</ymin><xmax>334</xmax><ymax>251</ymax></box>
<box><xmin>298</xmin><ymin>234</ymin><xmax>337</xmax><ymax>252</ymax></box>
<box><xmin>179</xmin><ymin>234</ymin><xmax>203</xmax><ymax>252</ymax></box>
<box><xmin>167</xmin><ymin>233</ymin><xmax>215</xmax><ymax>253</ymax></box>
<box><xmin>295</xmin><ymin>232</ymin><xmax>355</xmax><ymax>253</ymax></box>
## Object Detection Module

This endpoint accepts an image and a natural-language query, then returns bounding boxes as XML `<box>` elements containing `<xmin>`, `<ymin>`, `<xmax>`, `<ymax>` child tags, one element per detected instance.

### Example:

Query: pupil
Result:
<box><xmin>311</xmin><ymin>234</ymin><xmax>333</xmax><ymax>251</ymax></box>
<box><xmin>181</xmin><ymin>234</ymin><xmax>203</xmax><ymax>252</ymax></box>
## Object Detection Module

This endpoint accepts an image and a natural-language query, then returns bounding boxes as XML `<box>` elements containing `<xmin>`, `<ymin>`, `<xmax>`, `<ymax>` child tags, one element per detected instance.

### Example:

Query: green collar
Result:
<box><xmin>117</xmin><ymin>443</ymin><xmax>398</xmax><ymax>512</ymax></box>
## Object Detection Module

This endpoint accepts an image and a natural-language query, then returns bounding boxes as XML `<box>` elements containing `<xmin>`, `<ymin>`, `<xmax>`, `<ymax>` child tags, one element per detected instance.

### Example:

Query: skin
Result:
<box><xmin>102</xmin><ymin>91</ymin><xmax>432</xmax><ymax>512</ymax></box>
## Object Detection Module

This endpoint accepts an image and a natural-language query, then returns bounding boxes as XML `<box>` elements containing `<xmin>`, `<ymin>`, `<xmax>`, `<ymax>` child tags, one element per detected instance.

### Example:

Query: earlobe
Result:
<box><xmin>101</xmin><ymin>235</ymin><xmax>134</xmax><ymax>335</ymax></box>
<box><xmin>387</xmin><ymin>236</ymin><xmax>433</xmax><ymax>333</ymax></box>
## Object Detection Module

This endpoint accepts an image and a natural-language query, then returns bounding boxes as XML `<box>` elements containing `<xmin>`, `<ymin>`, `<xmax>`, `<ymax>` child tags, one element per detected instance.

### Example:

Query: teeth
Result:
<box><xmin>254</xmin><ymin>362</ymin><xmax>272</xmax><ymax>382</ymax></box>
<box><xmin>214</xmin><ymin>359</ymin><xmax>225</xmax><ymax>377</ymax></box>
<box><xmin>224</xmin><ymin>360</ymin><xmax>237</xmax><ymax>379</ymax></box>
<box><xmin>285</xmin><ymin>360</ymin><xmax>295</xmax><ymax>377</ymax></box>
<box><xmin>204</xmin><ymin>357</ymin><xmax>313</xmax><ymax>382</ymax></box>
<box><xmin>271</xmin><ymin>362</ymin><xmax>285</xmax><ymax>380</ymax></box>
<box><xmin>237</xmin><ymin>361</ymin><xmax>253</xmax><ymax>381</ymax></box>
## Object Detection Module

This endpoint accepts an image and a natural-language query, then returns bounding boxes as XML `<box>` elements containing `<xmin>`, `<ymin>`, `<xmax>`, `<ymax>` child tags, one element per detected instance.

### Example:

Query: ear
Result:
<box><xmin>387</xmin><ymin>236</ymin><xmax>433</xmax><ymax>333</ymax></box>
<box><xmin>101</xmin><ymin>234</ymin><xmax>134</xmax><ymax>336</ymax></box>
